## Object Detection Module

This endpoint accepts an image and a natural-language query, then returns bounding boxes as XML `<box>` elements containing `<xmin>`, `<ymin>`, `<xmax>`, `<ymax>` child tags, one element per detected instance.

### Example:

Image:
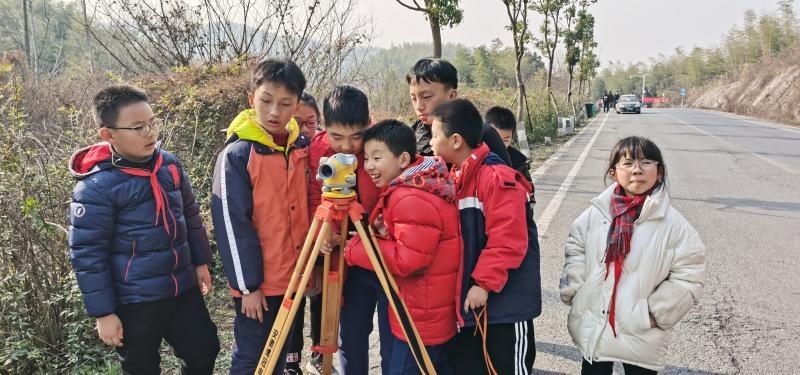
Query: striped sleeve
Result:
<box><xmin>211</xmin><ymin>141</ymin><xmax>263</xmax><ymax>294</ymax></box>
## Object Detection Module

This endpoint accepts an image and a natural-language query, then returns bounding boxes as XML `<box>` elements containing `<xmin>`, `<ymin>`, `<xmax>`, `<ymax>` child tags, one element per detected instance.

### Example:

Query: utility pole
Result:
<box><xmin>641</xmin><ymin>75</ymin><xmax>646</xmax><ymax>100</ymax></box>
<box><xmin>630</xmin><ymin>74</ymin><xmax>647</xmax><ymax>107</ymax></box>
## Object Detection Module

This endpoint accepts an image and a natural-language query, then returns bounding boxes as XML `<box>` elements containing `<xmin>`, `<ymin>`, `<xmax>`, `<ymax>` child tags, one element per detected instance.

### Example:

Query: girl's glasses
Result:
<box><xmin>616</xmin><ymin>159</ymin><xmax>658</xmax><ymax>171</ymax></box>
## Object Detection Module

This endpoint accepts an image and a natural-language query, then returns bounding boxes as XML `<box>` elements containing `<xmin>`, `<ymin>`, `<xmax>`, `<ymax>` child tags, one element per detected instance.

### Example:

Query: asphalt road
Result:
<box><xmin>530</xmin><ymin>108</ymin><xmax>800</xmax><ymax>374</ymax></box>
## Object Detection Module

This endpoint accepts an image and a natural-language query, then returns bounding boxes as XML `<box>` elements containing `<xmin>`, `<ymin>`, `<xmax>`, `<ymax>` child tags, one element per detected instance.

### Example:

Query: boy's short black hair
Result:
<box><xmin>405</xmin><ymin>58</ymin><xmax>458</xmax><ymax>90</ymax></box>
<box><xmin>93</xmin><ymin>85</ymin><xmax>150</xmax><ymax>128</ymax></box>
<box><xmin>363</xmin><ymin>120</ymin><xmax>417</xmax><ymax>163</ymax></box>
<box><xmin>323</xmin><ymin>85</ymin><xmax>369</xmax><ymax>128</ymax></box>
<box><xmin>430</xmin><ymin>99</ymin><xmax>483</xmax><ymax>149</ymax></box>
<box><xmin>250</xmin><ymin>58</ymin><xmax>306</xmax><ymax>97</ymax></box>
<box><xmin>485</xmin><ymin>106</ymin><xmax>516</xmax><ymax>131</ymax></box>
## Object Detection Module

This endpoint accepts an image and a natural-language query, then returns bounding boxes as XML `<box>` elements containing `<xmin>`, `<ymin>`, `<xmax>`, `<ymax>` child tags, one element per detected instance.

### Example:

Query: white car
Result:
<box><xmin>616</xmin><ymin>95</ymin><xmax>641</xmax><ymax>114</ymax></box>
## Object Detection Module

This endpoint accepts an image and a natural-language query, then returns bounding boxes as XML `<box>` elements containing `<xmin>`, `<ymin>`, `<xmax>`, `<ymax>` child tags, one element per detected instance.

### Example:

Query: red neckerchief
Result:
<box><xmin>605</xmin><ymin>184</ymin><xmax>650</xmax><ymax>336</ymax></box>
<box><xmin>118</xmin><ymin>153</ymin><xmax>177</xmax><ymax>240</ymax></box>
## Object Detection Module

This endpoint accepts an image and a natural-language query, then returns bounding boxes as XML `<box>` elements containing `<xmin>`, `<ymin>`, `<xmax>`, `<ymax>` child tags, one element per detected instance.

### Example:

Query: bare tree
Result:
<box><xmin>563</xmin><ymin>0</ymin><xmax>595</xmax><ymax>116</ymax></box>
<box><xmin>22</xmin><ymin>0</ymin><xmax>31</xmax><ymax>68</ymax></box>
<box><xmin>84</xmin><ymin>0</ymin><xmax>370</xmax><ymax>90</ymax></box>
<box><xmin>89</xmin><ymin>0</ymin><xmax>208</xmax><ymax>73</ymax></box>
<box><xmin>279</xmin><ymin>0</ymin><xmax>371</xmax><ymax>91</ymax></box>
<box><xmin>81</xmin><ymin>0</ymin><xmax>94</xmax><ymax>73</ymax></box>
<box><xmin>200</xmin><ymin>0</ymin><xmax>290</xmax><ymax>61</ymax></box>
<box><xmin>501</xmin><ymin>0</ymin><xmax>533</xmax><ymax>127</ymax></box>
<box><xmin>531</xmin><ymin>0</ymin><xmax>567</xmax><ymax>90</ymax></box>
<box><xmin>531</xmin><ymin>0</ymin><xmax>568</xmax><ymax>115</ymax></box>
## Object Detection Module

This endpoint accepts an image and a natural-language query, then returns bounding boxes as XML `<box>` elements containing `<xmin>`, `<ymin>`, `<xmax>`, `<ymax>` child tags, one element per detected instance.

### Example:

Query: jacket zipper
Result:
<box><xmin>124</xmin><ymin>240</ymin><xmax>136</xmax><ymax>282</ymax></box>
<box><xmin>165</xmin><ymin>201</ymin><xmax>179</xmax><ymax>296</ymax></box>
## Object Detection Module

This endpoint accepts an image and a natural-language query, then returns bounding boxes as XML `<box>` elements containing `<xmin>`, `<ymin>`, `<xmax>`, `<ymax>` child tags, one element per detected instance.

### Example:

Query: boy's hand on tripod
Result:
<box><xmin>96</xmin><ymin>313</ymin><xmax>124</xmax><ymax>347</ymax></box>
<box><xmin>242</xmin><ymin>290</ymin><xmax>269</xmax><ymax>322</ymax></box>
<box><xmin>373</xmin><ymin>214</ymin><xmax>388</xmax><ymax>238</ymax></box>
<box><xmin>464</xmin><ymin>285</ymin><xmax>489</xmax><ymax>313</ymax></box>
<box><xmin>320</xmin><ymin>231</ymin><xmax>342</xmax><ymax>255</ymax></box>
<box><xmin>196</xmin><ymin>264</ymin><xmax>213</xmax><ymax>296</ymax></box>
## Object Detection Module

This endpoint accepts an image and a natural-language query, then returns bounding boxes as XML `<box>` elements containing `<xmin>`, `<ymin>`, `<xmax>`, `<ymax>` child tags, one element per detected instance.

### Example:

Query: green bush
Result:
<box><xmin>0</xmin><ymin>64</ymin><xmax>117</xmax><ymax>372</ymax></box>
<box><xmin>0</xmin><ymin>59</ymin><xmax>247</xmax><ymax>373</ymax></box>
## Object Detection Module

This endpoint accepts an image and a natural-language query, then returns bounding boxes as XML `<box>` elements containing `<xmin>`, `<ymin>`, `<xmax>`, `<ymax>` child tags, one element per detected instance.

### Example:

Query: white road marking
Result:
<box><xmin>665</xmin><ymin>113</ymin><xmax>798</xmax><ymax>175</ymax></box>
<box><xmin>699</xmin><ymin>109</ymin><xmax>800</xmax><ymax>135</ymax></box>
<box><xmin>531</xmin><ymin>116</ymin><xmax>596</xmax><ymax>179</ymax></box>
<box><xmin>537</xmin><ymin>112</ymin><xmax>610</xmax><ymax>240</ymax></box>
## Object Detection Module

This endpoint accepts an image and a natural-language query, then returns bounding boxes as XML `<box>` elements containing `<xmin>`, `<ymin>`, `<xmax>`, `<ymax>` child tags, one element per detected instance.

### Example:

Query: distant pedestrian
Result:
<box><xmin>560</xmin><ymin>136</ymin><xmax>706</xmax><ymax>374</ymax></box>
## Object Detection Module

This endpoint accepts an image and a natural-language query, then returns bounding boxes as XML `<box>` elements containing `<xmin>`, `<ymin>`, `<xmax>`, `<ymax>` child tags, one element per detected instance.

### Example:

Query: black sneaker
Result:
<box><xmin>284</xmin><ymin>361</ymin><xmax>303</xmax><ymax>375</ymax></box>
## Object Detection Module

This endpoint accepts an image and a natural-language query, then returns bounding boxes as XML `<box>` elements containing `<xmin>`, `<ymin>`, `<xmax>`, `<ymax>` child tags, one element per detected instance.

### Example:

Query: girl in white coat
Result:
<box><xmin>560</xmin><ymin>136</ymin><xmax>705</xmax><ymax>374</ymax></box>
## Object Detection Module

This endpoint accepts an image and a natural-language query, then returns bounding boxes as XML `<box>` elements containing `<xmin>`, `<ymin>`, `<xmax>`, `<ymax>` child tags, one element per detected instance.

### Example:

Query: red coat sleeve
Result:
<box><xmin>470</xmin><ymin>168</ymin><xmax>529</xmax><ymax>293</ymax></box>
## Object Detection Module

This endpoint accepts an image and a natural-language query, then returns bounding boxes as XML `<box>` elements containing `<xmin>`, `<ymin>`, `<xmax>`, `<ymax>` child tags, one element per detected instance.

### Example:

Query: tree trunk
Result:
<box><xmin>429</xmin><ymin>15</ymin><xmax>442</xmax><ymax>58</ymax></box>
<box><xmin>546</xmin><ymin>54</ymin><xmax>554</xmax><ymax>88</ymax></box>
<box><xmin>567</xmin><ymin>69</ymin><xmax>574</xmax><ymax>106</ymax></box>
<box><xmin>81</xmin><ymin>0</ymin><xmax>95</xmax><ymax>74</ymax></box>
<box><xmin>568</xmin><ymin>66</ymin><xmax>578</xmax><ymax>118</ymax></box>
<box><xmin>515</xmin><ymin>55</ymin><xmax>524</xmax><ymax>122</ymax></box>
<box><xmin>22</xmin><ymin>0</ymin><xmax>31</xmax><ymax>68</ymax></box>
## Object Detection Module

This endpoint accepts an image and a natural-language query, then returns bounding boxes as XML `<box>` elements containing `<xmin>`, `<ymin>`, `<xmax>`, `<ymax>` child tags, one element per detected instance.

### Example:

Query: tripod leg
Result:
<box><xmin>319</xmin><ymin>217</ymin><xmax>349</xmax><ymax>375</ymax></box>
<box><xmin>286</xmin><ymin>218</ymin><xmax>322</xmax><ymax>301</ymax></box>
<box><xmin>255</xmin><ymin>221</ymin><xmax>332</xmax><ymax>375</ymax></box>
<box><xmin>332</xmin><ymin>219</ymin><xmax>347</xmax><ymax>361</ymax></box>
<box><xmin>351</xmin><ymin>220</ymin><xmax>437</xmax><ymax>375</ymax></box>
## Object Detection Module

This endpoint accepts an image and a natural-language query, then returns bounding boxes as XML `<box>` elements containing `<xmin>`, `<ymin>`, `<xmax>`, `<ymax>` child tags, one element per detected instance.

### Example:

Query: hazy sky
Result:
<box><xmin>362</xmin><ymin>0</ymin><xmax>783</xmax><ymax>65</ymax></box>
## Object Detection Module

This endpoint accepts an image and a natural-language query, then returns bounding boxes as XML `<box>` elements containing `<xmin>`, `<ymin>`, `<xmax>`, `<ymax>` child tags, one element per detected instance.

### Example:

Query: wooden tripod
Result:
<box><xmin>254</xmin><ymin>195</ymin><xmax>437</xmax><ymax>375</ymax></box>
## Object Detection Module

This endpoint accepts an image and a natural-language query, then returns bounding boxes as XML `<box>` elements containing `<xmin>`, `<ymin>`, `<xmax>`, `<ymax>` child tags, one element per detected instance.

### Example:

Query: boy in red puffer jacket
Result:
<box><xmin>345</xmin><ymin>120</ymin><xmax>461</xmax><ymax>375</ymax></box>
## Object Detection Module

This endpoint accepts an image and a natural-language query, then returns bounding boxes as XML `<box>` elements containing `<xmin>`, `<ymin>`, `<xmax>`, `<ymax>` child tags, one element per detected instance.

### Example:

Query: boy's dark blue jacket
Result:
<box><xmin>454</xmin><ymin>143</ymin><xmax>541</xmax><ymax>327</ymax></box>
<box><xmin>68</xmin><ymin>143</ymin><xmax>212</xmax><ymax>317</ymax></box>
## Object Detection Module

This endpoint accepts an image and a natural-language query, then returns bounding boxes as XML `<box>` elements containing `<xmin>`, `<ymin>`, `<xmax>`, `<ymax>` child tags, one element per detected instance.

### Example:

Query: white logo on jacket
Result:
<box><xmin>73</xmin><ymin>203</ymin><xmax>85</xmax><ymax>218</ymax></box>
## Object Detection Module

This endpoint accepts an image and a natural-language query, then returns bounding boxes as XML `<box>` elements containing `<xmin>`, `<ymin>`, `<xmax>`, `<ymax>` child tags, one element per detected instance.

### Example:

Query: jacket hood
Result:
<box><xmin>226</xmin><ymin>109</ymin><xmax>300</xmax><ymax>151</ymax></box>
<box><xmin>388</xmin><ymin>156</ymin><xmax>455</xmax><ymax>203</ymax></box>
<box><xmin>69</xmin><ymin>143</ymin><xmax>114</xmax><ymax>178</ymax></box>
<box><xmin>591</xmin><ymin>182</ymin><xmax>671</xmax><ymax>222</ymax></box>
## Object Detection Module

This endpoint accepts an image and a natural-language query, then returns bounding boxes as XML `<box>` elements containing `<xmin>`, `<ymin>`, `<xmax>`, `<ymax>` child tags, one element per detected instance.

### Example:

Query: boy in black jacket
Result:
<box><xmin>406</xmin><ymin>58</ymin><xmax>511</xmax><ymax>165</ymax></box>
<box><xmin>485</xmin><ymin>106</ymin><xmax>534</xmax><ymax>200</ymax></box>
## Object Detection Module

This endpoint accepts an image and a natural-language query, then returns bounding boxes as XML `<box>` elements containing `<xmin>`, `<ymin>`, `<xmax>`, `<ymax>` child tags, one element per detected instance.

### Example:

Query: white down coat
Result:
<box><xmin>559</xmin><ymin>184</ymin><xmax>705</xmax><ymax>371</ymax></box>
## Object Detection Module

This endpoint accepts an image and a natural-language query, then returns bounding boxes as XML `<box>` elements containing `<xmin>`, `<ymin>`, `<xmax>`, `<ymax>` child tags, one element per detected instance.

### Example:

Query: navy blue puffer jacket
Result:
<box><xmin>68</xmin><ymin>143</ymin><xmax>212</xmax><ymax>317</ymax></box>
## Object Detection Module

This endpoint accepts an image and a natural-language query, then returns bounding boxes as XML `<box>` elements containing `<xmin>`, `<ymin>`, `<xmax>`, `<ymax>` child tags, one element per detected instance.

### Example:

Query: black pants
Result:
<box><xmin>115</xmin><ymin>287</ymin><xmax>220</xmax><ymax>375</ymax></box>
<box><xmin>581</xmin><ymin>359</ymin><xmax>657</xmax><ymax>375</ymax></box>
<box><xmin>230</xmin><ymin>295</ymin><xmax>292</xmax><ymax>375</ymax></box>
<box><xmin>452</xmin><ymin>320</ymin><xmax>535</xmax><ymax>375</ymax></box>
<box><xmin>285</xmin><ymin>293</ymin><xmax>323</xmax><ymax>363</ymax></box>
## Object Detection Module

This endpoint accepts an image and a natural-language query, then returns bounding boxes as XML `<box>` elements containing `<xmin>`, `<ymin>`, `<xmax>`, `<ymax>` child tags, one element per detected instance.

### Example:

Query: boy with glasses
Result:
<box><xmin>68</xmin><ymin>85</ymin><xmax>220</xmax><ymax>374</ymax></box>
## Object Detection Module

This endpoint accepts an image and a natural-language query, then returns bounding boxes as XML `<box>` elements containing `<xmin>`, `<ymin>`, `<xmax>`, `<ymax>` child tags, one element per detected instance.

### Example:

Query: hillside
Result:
<box><xmin>691</xmin><ymin>45</ymin><xmax>800</xmax><ymax>124</ymax></box>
